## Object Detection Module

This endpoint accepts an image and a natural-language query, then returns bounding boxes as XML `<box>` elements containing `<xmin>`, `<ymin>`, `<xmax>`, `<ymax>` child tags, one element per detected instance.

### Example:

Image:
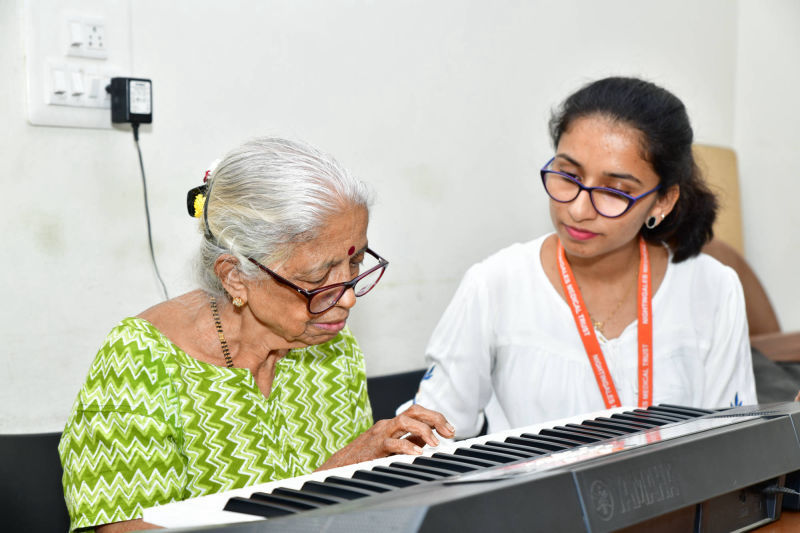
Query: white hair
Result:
<box><xmin>196</xmin><ymin>137</ymin><xmax>372</xmax><ymax>297</ymax></box>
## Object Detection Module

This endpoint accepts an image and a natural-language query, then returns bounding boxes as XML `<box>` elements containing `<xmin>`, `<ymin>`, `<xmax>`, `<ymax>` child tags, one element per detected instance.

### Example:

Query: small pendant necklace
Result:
<box><xmin>591</xmin><ymin>279</ymin><xmax>634</xmax><ymax>335</ymax></box>
<box><xmin>209</xmin><ymin>295</ymin><xmax>234</xmax><ymax>368</ymax></box>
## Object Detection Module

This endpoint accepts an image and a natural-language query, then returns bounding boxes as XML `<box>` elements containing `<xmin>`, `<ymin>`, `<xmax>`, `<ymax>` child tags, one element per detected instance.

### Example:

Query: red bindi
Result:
<box><xmin>348</xmin><ymin>246</ymin><xmax>355</xmax><ymax>256</ymax></box>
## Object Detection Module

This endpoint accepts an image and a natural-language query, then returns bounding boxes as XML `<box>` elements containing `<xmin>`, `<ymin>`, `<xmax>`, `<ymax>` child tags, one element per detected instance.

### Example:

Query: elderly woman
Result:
<box><xmin>59</xmin><ymin>137</ymin><xmax>453</xmax><ymax>532</ymax></box>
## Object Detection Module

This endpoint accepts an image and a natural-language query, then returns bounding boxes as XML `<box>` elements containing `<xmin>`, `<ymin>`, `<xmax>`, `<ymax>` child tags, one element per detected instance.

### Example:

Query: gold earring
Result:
<box><xmin>232</xmin><ymin>296</ymin><xmax>245</xmax><ymax>308</ymax></box>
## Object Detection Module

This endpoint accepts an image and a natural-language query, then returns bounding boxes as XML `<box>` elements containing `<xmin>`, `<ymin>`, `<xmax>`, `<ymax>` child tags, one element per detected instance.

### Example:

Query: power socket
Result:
<box><xmin>66</xmin><ymin>17</ymin><xmax>108</xmax><ymax>59</ymax></box>
<box><xmin>107</xmin><ymin>77</ymin><xmax>152</xmax><ymax>124</ymax></box>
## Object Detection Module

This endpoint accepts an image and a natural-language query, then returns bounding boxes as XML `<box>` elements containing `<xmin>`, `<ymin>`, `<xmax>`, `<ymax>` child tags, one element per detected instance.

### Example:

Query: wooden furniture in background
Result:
<box><xmin>694</xmin><ymin>144</ymin><xmax>745</xmax><ymax>255</ymax></box>
<box><xmin>694</xmin><ymin>144</ymin><xmax>798</xmax><ymax>363</ymax></box>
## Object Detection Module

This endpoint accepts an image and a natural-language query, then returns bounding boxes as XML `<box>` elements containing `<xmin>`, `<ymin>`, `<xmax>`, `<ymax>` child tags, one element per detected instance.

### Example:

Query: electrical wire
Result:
<box><xmin>762</xmin><ymin>485</ymin><xmax>800</xmax><ymax>497</ymax></box>
<box><xmin>132</xmin><ymin>123</ymin><xmax>170</xmax><ymax>301</ymax></box>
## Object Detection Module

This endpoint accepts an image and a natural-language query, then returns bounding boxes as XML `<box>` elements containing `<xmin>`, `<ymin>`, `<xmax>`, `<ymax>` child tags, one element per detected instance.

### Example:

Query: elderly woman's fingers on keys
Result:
<box><xmin>392</xmin><ymin>404</ymin><xmax>456</xmax><ymax>446</ymax></box>
<box><xmin>318</xmin><ymin>405</ymin><xmax>455</xmax><ymax>469</ymax></box>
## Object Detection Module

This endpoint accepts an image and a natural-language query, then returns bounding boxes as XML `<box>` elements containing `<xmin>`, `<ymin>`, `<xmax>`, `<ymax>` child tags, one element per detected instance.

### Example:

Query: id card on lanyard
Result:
<box><xmin>556</xmin><ymin>236</ymin><xmax>653</xmax><ymax>408</ymax></box>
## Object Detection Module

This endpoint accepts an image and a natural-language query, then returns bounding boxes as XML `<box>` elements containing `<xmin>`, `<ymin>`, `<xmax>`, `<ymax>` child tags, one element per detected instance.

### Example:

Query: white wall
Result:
<box><xmin>734</xmin><ymin>0</ymin><xmax>800</xmax><ymax>331</ymax></box>
<box><xmin>1</xmin><ymin>0</ymin><xmax>796</xmax><ymax>433</ymax></box>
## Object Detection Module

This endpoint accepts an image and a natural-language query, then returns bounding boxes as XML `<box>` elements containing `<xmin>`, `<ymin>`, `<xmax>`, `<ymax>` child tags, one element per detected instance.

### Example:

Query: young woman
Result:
<box><xmin>413</xmin><ymin>77</ymin><xmax>756</xmax><ymax>439</ymax></box>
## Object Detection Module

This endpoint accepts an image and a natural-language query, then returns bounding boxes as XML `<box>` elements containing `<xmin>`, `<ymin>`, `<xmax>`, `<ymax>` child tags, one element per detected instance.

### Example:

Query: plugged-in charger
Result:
<box><xmin>106</xmin><ymin>76</ymin><xmax>169</xmax><ymax>300</ymax></box>
<box><xmin>107</xmin><ymin>77</ymin><xmax>153</xmax><ymax>124</ymax></box>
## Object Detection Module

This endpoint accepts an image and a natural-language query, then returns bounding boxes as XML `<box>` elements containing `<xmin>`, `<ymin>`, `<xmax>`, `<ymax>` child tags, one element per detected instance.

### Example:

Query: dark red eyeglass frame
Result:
<box><xmin>248</xmin><ymin>247</ymin><xmax>388</xmax><ymax>314</ymax></box>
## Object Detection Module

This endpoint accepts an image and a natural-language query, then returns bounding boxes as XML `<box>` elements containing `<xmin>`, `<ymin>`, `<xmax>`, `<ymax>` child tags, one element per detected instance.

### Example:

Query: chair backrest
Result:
<box><xmin>693</xmin><ymin>144</ymin><xmax>745</xmax><ymax>255</ymax></box>
<box><xmin>693</xmin><ymin>144</ymin><xmax>782</xmax><ymax>336</ymax></box>
<box><xmin>367</xmin><ymin>369</ymin><xmax>426</xmax><ymax>421</ymax></box>
<box><xmin>0</xmin><ymin>432</ymin><xmax>70</xmax><ymax>532</ymax></box>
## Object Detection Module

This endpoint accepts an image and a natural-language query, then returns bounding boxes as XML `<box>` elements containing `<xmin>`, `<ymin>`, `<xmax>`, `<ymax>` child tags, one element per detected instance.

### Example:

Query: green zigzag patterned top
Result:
<box><xmin>59</xmin><ymin>317</ymin><xmax>373</xmax><ymax>532</ymax></box>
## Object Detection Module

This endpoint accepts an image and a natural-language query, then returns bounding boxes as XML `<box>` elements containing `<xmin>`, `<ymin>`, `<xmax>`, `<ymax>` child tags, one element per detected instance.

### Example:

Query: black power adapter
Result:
<box><xmin>107</xmin><ymin>77</ymin><xmax>153</xmax><ymax>125</ymax></box>
<box><xmin>106</xmin><ymin>76</ymin><xmax>169</xmax><ymax>300</ymax></box>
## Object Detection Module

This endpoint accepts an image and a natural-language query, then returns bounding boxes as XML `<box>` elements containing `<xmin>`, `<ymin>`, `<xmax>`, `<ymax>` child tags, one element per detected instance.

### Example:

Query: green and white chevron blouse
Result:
<box><xmin>59</xmin><ymin>317</ymin><xmax>373</xmax><ymax>532</ymax></box>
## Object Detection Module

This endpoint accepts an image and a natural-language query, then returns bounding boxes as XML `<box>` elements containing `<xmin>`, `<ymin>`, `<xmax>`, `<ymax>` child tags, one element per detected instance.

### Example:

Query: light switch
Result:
<box><xmin>88</xmin><ymin>76</ymin><xmax>102</xmax><ymax>99</ymax></box>
<box><xmin>69</xmin><ymin>21</ymin><xmax>84</xmax><ymax>48</ymax></box>
<box><xmin>71</xmin><ymin>72</ymin><xmax>85</xmax><ymax>97</ymax></box>
<box><xmin>52</xmin><ymin>69</ymin><xmax>67</xmax><ymax>96</ymax></box>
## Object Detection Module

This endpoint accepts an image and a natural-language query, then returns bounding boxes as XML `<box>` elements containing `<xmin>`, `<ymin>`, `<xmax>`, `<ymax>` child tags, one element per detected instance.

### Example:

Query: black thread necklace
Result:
<box><xmin>209</xmin><ymin>295</ymin><xmax>234</xmax><ymax>368</ymax></box>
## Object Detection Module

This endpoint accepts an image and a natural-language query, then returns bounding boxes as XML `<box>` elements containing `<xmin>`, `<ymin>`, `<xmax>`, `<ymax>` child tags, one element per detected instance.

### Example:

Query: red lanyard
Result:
<box><xmin>556</xmin><ymin>236</ymin><xmax>653</xmax><ymax>408</ymax></box>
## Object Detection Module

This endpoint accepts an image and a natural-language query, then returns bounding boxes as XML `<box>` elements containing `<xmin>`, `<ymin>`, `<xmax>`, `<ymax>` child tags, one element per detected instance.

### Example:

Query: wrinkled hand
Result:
<box><xmin>317</xmin><ymin>404</ymin><xmax>455</xmax><ymax>470</ymax></box>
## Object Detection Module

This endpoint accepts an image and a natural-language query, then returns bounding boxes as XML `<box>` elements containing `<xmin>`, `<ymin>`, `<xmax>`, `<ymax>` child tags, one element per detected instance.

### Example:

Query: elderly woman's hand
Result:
<box><xmin>317</xmin><ymin>404</ymin><xmax>455</xmax><ymax>470</ymax></box>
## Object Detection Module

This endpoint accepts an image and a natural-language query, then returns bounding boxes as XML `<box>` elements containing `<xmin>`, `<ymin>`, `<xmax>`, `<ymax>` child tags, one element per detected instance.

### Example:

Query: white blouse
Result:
<box><xmin>414</xmin><ymin>234</ymin><xmax>757</xmax><ymax>439</ymax></box>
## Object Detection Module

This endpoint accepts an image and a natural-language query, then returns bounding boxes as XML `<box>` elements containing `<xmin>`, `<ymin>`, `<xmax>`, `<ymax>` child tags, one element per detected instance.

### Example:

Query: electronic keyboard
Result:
<box><xmin>143</xmin><ymin>402</ymin><xmax>800</xmax><ymax>532</ymax></box>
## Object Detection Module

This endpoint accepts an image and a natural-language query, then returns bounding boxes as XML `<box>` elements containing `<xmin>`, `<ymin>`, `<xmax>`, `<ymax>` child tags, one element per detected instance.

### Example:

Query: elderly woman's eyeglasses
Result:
<box><xmin>248</xmin><ymin>248</ymin><xmax>389</xmax><ymax>314</ymax></box>
<box><xmin>540</xmin><ymin>157</ymin><xmax>661</xmax><ymax>218</ymax></box>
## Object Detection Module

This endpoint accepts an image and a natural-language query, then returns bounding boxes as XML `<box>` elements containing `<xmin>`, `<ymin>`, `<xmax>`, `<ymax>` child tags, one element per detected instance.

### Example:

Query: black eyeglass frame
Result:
<box><xmin>248</xmin><ymin>248</ymin><xmax>389</xmax><ymax>314</ymax></box>
<box><xmin>540</xmin><ymin>157</ymin><xmax>661</xmax><ymax>218</ymax></box>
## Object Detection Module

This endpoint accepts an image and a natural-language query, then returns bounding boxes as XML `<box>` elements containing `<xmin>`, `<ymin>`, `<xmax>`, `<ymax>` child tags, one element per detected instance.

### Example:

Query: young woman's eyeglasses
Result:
<box><xmin>540</xmin><ymin>157</ymin><xmax>661</xmax><ymax>218</ymax></box>
<box><xmin>248</xmin><ymin>248</ymin><xmax>389</xmax><ymax>314</ymax></box>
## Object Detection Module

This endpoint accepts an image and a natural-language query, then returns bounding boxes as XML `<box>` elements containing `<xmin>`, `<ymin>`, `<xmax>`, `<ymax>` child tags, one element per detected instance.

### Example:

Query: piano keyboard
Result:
<box><xmin>143</xmin><ymin>404</ymin><xmax>720</xmax><ymax>529</ymax></box>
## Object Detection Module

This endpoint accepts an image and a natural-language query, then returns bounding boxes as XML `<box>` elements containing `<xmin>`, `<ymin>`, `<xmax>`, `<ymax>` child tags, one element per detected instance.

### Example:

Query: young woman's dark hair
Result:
<box><xmin>548</xmin><ymin>76</ymin><xmax>717</xmax><ymax>262</ymax></box>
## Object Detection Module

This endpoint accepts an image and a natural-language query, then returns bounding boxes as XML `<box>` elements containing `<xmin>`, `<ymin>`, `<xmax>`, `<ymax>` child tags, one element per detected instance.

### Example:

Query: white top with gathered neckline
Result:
<box><xmin>413</xmin><ymin>234</ymin><xmax>757</xmax><ymax>439</ymax></box>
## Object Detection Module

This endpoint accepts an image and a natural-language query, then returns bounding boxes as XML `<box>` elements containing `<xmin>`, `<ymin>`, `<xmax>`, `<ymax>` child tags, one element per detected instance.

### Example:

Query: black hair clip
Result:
<box><xmin>187</xmin><ymin>184</ymin><xmax>208</xmax><ymax>218</ymax></box>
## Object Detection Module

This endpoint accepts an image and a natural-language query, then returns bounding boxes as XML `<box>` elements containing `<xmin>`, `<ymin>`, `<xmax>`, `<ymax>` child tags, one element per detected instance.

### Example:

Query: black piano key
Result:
<box><xmin>509</xmin><ymin>435</ymin><xmax>572</xmax><ymax>451</ymax></box>
<box><xmin>224</xmin><ymin>496</ymin><xmax>297</xmax><ymax>518</ymax></box>
<box><xmin>351</xmin><ymin>469</ymin><xmax>420</xmax><ymax>487</ymax></box>
<box><xmin>372</xmin><ymin>465</ymin><xmax>439</xmax><ymax>482</ymax></box>
<box><xmin>300</xmin><ymin>480</ymin><xmax>372</xmax><ymax>500</ymax></box>
<box><xmin>487</xmin><ymin>440</ymin><xmax>548</xmax><ymax>456</ymax></box>
<box><xmin>539</xmin><ymin>428</ymin><xmax>601</xmax><ymax>443</ymax></box>
<box><xmin>632</xmin><ymin>409</ymin><xmax>685</xmax><ymax>423</ymax></box>
<box><xmin>650</xmin><ymin>403</ymin><xmax>714</xmax><ymax>418</ymax></box>
<box><xmin>250</xmin><ymin>491</ymin><xmax>320</xmax><ymax>510</ymax></box>
<box><xmin>594</xmin><ymin>415</ymin><xmax>658</xmax><ymax>431</ymax></box>
<box><xmin>413</xmin><ymin>456</ymin><xmax>480</xmax><ymax>473</ymax></box>
<box><xmin>618</xmin><ymin>415</ymin><xmax>663</xmax><ymax>428</ymax></box>
<box><xmin>473</xmin><ymin>442</ymin><xmax>539</xmax><ymax>459</ymax></box>
<box><xmin>549</xmin><ymin>426</ymin><xmax>608</xmax><ymax>442</ymax></box>
<box><xmin>580</xmin><ymin>419</ymin><xmax>641</xmax><ymax>434</ymax></box>
<box><xmin>611</xmin><ymin>412</ymin><xmax>668</xmax><ymax>427</ymax></box>
<box><xmin>432</xmin><ymin>452</ymin><xmax>501</xmax><ymax>467</ymax></box>
<box><xmin>273</xmin><ymin>486</ymin><xmax>343</xmax><ymax>505</ymax></box>
<box><xmin>324</xmin><ymin>475</ymin><xmax>394</xmax><ymax>493</ymax></box>
<box><xmin>658</xmin><ymin>403</ymin><xmax>714</xmax><ymax>416</ymax></box>
<box><xmin>564</xmin><ymin>423</ymin><xmax>624</xmax><ymax>438</ymax></box>
<box><xmin>521</xmin><ymin>432</ymin><xmax>585</xmax><ymax>448</ymax></box>
<box><xmin>249</xmin><ymin>499</ymin><xmax>301</xmax><ymax>516</ymax></box>
<box><xmin>632</xmin><ymin>409</ymin><xmax>681</xmax><ymax>424</ymax></box>
<box><xmin>645</xmin><ymin>406</ymin><xmax>694</xmax><ymax>420</ymax></box>
<box><xmin>455</xmin><ymin>446</ymin><xmax>521</xmax><ymax>464</ymax></box>
<box><xmin>389</xmin><ymin>461</ymin><xmax>456</xmax><ymax>478</ymax></box>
